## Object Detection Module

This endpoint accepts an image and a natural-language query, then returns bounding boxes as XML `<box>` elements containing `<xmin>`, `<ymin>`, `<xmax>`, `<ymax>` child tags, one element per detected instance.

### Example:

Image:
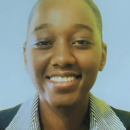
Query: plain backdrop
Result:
<box><xmin>0</xmin><ymin>0</ymin><xmax>130</xmax><ymax>111</ymax></box>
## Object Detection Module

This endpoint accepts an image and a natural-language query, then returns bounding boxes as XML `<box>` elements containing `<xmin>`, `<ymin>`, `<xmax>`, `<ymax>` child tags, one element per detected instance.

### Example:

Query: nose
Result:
<box><xmin>50</xmin><ymin>41</ymin><xmax>76</xmax><ymax>68</ymax></box>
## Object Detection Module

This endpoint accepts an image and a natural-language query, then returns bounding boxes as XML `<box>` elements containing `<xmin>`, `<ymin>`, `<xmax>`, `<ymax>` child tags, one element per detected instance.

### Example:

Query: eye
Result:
<box><xmin>35</xmin><ymin>41</ymin><xmax>53</xmax><ymax>46</ymax></box>
<box><xmin>74</xmin><ymin>40</ymin><xmax>91</xmax><ymax>45</ymax></box>
<box><xmin>34</xmin><ymin>41</ymin><xmax>53</xmax><ymax>50</ymax></box>
<box><xmin>72</xmin><ymin>40</ymin><xmax>92</xmax><ymax>49</ymax></box>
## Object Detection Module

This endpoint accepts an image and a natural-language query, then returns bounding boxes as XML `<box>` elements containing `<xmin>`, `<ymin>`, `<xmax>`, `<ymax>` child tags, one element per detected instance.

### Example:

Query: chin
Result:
<box><xmin>47</xmin><ymin>93</ymin><xmax>81</xmax><ymax>108</ymax></box>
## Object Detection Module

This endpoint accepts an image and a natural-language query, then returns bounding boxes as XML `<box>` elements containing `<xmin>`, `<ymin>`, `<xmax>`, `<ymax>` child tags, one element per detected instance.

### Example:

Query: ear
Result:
<box><xmin>23</xmin><ymin>42</ymin><xmax>28</xmax><ymax>73</ymax></box>
<box><xmin>99</xmin><ymin>42</ymin><xmax>107</xmax><ymax>71</ymax></box>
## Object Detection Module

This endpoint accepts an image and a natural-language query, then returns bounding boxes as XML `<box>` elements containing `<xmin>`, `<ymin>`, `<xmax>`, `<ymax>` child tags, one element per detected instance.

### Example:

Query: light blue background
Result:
<box><xmin>0</xmin><ymin>0</ymin><xmax>130</xmax><ymax>111</ymax></box>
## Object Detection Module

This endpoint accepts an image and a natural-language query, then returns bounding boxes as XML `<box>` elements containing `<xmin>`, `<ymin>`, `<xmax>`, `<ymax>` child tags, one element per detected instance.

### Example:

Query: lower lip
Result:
<box><xmin>46</xmin><ymin>77</ymin><xmax>81</xmax><ymax>92</ymax></box>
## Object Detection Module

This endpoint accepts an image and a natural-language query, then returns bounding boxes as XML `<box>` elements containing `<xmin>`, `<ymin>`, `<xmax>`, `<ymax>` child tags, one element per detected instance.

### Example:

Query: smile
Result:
<box><xmin>48</xmin><ymin>75</ymin><xmax>81</xmax><ymax>82</ymax></box>
<box><xmin>46</xmin><ymin>74</ymin><xmax>82</xmax><ymax>91</ymax></box>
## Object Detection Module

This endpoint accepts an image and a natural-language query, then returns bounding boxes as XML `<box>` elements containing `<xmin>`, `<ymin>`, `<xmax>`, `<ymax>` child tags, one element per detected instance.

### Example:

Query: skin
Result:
<box><xmin>23</xmin><ymin>0</ymin><xmax>107</xmax><ymax>129</ymax></box>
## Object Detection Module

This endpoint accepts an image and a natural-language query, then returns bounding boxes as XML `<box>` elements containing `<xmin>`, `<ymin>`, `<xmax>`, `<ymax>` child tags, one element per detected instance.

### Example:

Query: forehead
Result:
<box><xmin>28</xmin><ymin>0</ymin><xmax>97</xmax><ymax>36</ymax></box>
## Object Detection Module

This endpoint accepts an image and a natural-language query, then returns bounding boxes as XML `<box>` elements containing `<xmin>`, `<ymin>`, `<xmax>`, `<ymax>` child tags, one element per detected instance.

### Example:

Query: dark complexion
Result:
<box><xmin>23</xmin><ymin>0</ymin><xmax>107</xmax><ymax>129</ymax></box>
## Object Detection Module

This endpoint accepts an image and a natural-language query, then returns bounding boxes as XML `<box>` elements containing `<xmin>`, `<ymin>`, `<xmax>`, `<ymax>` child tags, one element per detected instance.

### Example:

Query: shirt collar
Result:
<box><xmin>6</xmin><ymin>93</ymin><xmax>126</xmax><ymax>130</ymax></box>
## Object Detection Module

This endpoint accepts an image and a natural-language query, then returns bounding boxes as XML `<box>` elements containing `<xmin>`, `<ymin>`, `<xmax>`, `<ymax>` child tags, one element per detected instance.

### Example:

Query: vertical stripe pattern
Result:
<box><xmin>6</xmin><ymin>92</ymin><xmax>126</xmax><ymax>130</ymax></box>
<box><xmin>89</xmin><ymin>93</ymin><xmax>126</xmax><ymax>130</ymax></box>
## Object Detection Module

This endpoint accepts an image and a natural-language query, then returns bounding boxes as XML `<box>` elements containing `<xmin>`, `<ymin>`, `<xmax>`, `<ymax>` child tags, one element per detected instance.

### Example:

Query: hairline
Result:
<box><xmin>24</xmin><ymin>0</ymin><xmax>103</xmax><ymax>47</ymax></box>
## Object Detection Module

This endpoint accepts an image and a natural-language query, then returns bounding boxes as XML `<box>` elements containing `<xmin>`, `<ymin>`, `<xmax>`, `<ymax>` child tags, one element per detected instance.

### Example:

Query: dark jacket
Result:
<box><xmin>0</xmin><ymin>105</ymin><xmax>130</xmax><ymax>130</ymax></box>
<box><xmin>0</xmin><ymin>104</ymin><xmax>21</xmax><ymax>130</ymax></box>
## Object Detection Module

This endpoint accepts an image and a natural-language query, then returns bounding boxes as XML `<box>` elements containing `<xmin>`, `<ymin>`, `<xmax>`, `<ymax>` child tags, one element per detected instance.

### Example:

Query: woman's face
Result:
<box><xmin>24</xmin><ymin>0</ymin><xmax>107</xmax><ymax>107</ymax></box>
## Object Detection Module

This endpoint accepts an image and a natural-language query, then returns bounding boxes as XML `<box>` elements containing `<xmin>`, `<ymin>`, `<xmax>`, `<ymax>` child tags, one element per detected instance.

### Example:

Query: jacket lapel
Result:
<box><xmin>6</xmin><ymin>93</ymin><xmax>126</xmax><ymax>130</ymax></box>
<box><xmin>5</xmin><ymin>93</ymin><xmax>40</xmax><ymax>130</ymax></box>
<box><xmin>89</xmin><ymin>93</ymin><xmax>126</xmax><ymax>130</ymax></box>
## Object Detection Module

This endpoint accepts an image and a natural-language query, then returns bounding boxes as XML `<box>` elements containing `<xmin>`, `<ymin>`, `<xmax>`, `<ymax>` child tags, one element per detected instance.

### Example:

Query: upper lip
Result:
<box><xmin>46</xmin><ymin>71</ymin><xmax>81</xmax><ymax>78</ymax></box>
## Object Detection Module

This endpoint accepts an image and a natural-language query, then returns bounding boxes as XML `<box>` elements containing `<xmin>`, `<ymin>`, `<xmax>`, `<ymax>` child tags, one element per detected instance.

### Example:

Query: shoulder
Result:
<box><xmin>0</xmin><ymin>104</ymin><xmax>21</xmax><ymax>130</ymax></box>
<box><xmin>111</xmin><ymin>106</ymin><xmax>130</xmax><ymax>130</ymax></box>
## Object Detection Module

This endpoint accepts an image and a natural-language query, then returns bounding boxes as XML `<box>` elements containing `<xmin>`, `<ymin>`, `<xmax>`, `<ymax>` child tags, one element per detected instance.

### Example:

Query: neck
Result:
<box><xmin>39</xmin><ymin>95</ymin><xmax>90</xmax><ymax>130</ymax></box>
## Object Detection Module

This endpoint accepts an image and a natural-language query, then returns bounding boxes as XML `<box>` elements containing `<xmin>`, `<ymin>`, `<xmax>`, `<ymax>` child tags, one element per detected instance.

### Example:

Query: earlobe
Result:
<box><xmin>23</xmin><ymin>42</ymin><xmax>28</xmax><ymax>73</ymax></box>
<box><xmin>99</xmin><ymin>43</ymin><xmax>107</xmax><ymax>71</ymax></box>
<box><xmin>99</xmin><ymin>62</ymin><xmax>105</xmax><ymax>71</ymax></box>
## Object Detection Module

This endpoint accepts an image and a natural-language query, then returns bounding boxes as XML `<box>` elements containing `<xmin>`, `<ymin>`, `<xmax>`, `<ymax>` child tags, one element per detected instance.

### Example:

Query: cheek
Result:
<box><xmin>76</xmin><ymin>49</ymin><xmax>101</xmax><ymax>85</ymax></box>
<box><xmin>77</xmin><ymin>50</ymin><xmax>101</xmax><ymax>70</ymax></box>
<box><xmin>27</xmin><ymin>49</ymin><xmax>50</xmax><ymax>73</ymax></box>
<box><xmin>26</xmin><ymin>49</ymin><xmax>52</xmax><ymax>92</ymax></box>
<box><xmin>26</xmin><ymin>49</ymin><xmax>52</xmax><ymax>88</ymax></box>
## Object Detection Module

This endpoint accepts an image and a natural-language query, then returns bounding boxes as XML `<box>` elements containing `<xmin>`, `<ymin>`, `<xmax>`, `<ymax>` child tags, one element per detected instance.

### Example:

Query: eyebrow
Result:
<box><xmin>34</xmin><ymin>23</ymin><xmax>93</xmax><ymax>32</ymax></box>
<box><xmin>34</xmin><ymin>23</ymin><xmax>52</xmax><ymax>32</ymax></box>
<box><xmin>73</xmin><ymin>24</ymin><xmax>93</xmax><ymax>32</ymax></box>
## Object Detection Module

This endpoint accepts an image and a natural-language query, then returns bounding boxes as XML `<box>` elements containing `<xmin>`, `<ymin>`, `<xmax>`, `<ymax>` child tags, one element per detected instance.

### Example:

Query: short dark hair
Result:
<box><xmin>25</xmin><ymin>0</ymin><xmax>102</xmax><ymax>47</ymax></box>
<box><xmin>84</xmin><ymin>0</ymin><xmax>102</xmax><ymax>38</ymax></box>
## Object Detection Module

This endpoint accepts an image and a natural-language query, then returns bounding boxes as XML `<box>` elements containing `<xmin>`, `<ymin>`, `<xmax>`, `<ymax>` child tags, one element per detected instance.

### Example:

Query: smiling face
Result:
<box><xmin>24</xmin><ymin>0</ymin><xmax>107</xmax><ymax>107</ymax></box>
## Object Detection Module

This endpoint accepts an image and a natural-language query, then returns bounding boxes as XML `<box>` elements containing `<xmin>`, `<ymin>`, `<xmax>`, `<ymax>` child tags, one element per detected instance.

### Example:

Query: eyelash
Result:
<box><xmin>73</xmin><ymin>40</ymin><xmax>91</xmax><ymax>45</ymax></box>
<box><xmin>35</xmin><ymin>41</ymin><xmax>52</xmax><ymax>46</ymax></box>
<box><xmin>35</xmin><ymin>40</ymin><xmax>91</xmax><ymax>46</ymax></box>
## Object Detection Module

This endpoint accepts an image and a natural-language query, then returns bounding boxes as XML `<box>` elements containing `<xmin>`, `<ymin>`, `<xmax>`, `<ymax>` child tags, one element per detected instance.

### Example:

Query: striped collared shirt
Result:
<box><xmin>6</xmin><ymin>93</ymin><xmax>126</xmax><ymax>130</ymax></box>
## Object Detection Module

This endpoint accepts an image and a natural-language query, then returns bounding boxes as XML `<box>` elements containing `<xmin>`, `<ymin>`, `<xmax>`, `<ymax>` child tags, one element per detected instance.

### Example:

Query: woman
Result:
<box><xmin>0</xmin><ymin>0</ymin><xmax>130</xmax><ymax>129</ymax></box>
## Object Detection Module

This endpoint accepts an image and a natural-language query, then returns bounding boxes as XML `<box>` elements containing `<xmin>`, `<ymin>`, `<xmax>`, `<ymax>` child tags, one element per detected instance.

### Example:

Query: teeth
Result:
<box><xmin>50</xmin><ymin>76</ymin><xmax>76</xmax><ymax>82</ymax></box>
